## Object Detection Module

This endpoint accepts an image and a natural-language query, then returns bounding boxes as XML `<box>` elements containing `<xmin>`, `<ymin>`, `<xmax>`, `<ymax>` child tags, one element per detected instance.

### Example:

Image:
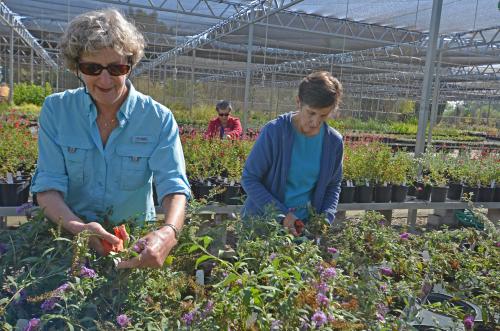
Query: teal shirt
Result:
<box><xmin>31</xmin><ymin>82</ymin><xmax>191</xmax><ymax>225</ymax></box>
<box><xmin>284</xmin><ymin>124</ymin><xmax>324</xmax><ymax>220</ymax></box>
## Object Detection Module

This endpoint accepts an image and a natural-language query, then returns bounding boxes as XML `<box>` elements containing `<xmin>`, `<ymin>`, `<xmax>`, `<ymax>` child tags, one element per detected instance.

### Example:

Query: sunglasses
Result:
<box><xmin>218</xmin><ymin>113</ymin><xmax>230</xmax><ymax>117</ymax></box>
<box><xmin>78</xmin><ymin>62</ymin><xmax>131</xmax><ymax>76</ymax></box>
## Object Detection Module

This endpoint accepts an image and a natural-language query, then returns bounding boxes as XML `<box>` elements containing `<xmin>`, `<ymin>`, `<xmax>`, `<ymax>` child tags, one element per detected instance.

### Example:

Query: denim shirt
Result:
<box><xmin>31</xmin><ymin>82</ymin><xmax>191</xmax><ymax>224</ymax></box>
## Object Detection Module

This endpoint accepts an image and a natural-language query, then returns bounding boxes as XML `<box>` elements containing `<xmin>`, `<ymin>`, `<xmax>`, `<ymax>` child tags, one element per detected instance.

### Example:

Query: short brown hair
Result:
<box><xmin>60</xmin><ymin>9</ymin><xmax>145</xmax><ymax>73</ymax></box>
<box><xmin>298</xmin><ymin>71</ymin><xmax>343</xmax><ymax>109</ymax></box>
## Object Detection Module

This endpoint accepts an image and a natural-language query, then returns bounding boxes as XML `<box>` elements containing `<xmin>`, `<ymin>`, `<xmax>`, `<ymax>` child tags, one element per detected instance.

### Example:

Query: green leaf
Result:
<box><xmin>195</xmin><ymin>254</ymin><xmax>213</xmax><ymax>269</ymax></box>
<box><xmin>42</xmin><ymin>247</ymin><xmax>55</xmax><ymax>257</ymax></box>
<box><xmin>164</xmin><ymin>255</ymin><xmax>174</xmax><ymax>266</ymax></box>
<box><xmin>188</xmin><ymin>244</ymin><xmax>202</xmax><ymax>253</ymax></box>
<box><xmin>215</xmin><ymin>273</ymin><xmax>239</xmax><ymax>287</ymax></box>
<box><xmin>54</xmin><ymin>237</ymin><xmax>73</xmax><ymax>243</ymax></box>
<box><xmin>201</xmin><ymin>236</ymin><xmax>213</xmax><ymax>249</ymax></box>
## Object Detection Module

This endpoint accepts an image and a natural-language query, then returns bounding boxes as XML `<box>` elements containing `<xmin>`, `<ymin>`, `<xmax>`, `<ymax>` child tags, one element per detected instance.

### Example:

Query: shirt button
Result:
<box><xmin>98</xmin><ymin>181</ymin><xmax>103</xmax><ymax>186</ymax></box>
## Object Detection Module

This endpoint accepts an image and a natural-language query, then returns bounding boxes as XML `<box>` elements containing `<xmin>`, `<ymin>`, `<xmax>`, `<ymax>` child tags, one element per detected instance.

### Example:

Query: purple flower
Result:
<box><xmin>235</xmin><ymin>279</ymin><xmax>243</xmax><ymax>286</ymax></box>
<box><xmin>315</xmin><ymin>281</ymin><xmax>329</xmax><ymax>294</ymax></box>
<box><xmin>271</xmin><ymin>319</ymin><xmax>282</xmax><ymax>330</ymax></box>
<box><xmin>23</xmin><ymin>318</ymin><xmax>40</xmax><ymax>331</ymax></box>
<box><xmin>16</xmin><ymin>202</ymin><xmax>33</xmax><ymax>214</ymax></box>
<box><xmin>463</xmin><ymin>316</ymin><xmax>474</xmax><ymax>330</ymax></box>
<box><xmin>181</xmin><ymin>310</ymin><xmax>196</xmax><ymax>326</ymax></box>
<box><xmin>269</xmin><ymin>253</ymin><xmax>277</xmax><ymax>261</ymax></box>
<box><xmin>379</xmin><ymin>283</ymin><xmax>388</xmax><ymax>292</ymax></box>
<box><xmin>321</xmin><ymin>267</ymin><xmax>337</xmax><ymax>279</ymax></box>
<box><xmin>379</xmin><ymin>267</ymin><xmax>393</xmax><ymax>277</ymax></box>
<box><xmin>311</xmin><ymin>310</ymin><xmax>327</xmax><ymax>327</ymax></box>
<box><xmin>316</xmin><ymin>293</ymin><xmax>329</xmax><ymax>306</ymax></box>
<box><xmin>56</xmin><ymin>283</ymin><xmax>70</xmax><ymax>293</ymax></box>
<box><xmin>41</xmin><ymin>297</ymin><xmax>58</xmax><ymax>311</ymax></box>
<box><xmin>201</xmin><ymin>300</ymin><xmax>214</xmax><ymax>317</ymax></box>
<box><xmin>495</xmin><ymin>242</ymin><xmax>500</xmax><ymax>247</ymax></box>
<box><xmin>116</xmin><ymin>314</ymin><xmax>131</xmax><ymax>328</ymax></box>
<box><xmin>376</xmin><ymin>312</ymin><xmax>385</xmax><ymax>322</ymax></box>
<box><xmin>399</xmin><ymin>232</ymin><xmax>410</xmax><ymax>240</ymax></box>
<box><xmin>80</xmin><ymin>266</ymin><xmax>97</xmax><ymax>279</ymax></box>
<box><xmin>327</xmin><ymin>247</ymin><xmax>338</xmax><ymax>254</ymax></box>
<box><xmin>377</xmin><ymin>303</ymin><xmax>389</xmax><ymax>316</ymax></box>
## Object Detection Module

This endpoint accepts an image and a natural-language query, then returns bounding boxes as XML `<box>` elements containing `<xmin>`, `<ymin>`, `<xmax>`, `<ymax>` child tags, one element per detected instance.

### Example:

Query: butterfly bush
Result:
<box><xmin>0</xmin><ymin>208</ymin><xmax>498</xmax><ymax>330</ymax></box>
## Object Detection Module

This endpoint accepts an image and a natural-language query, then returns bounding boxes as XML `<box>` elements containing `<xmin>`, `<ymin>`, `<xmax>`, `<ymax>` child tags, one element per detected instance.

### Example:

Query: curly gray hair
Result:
<box><xmin>60</xmin><ymin>8</ymin><xmax>145</xmax><ymax>72</ymax></box>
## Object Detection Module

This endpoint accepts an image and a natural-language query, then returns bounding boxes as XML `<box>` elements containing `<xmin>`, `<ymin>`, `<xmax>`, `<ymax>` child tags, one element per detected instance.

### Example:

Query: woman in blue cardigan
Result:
<box><xmin>241</xmin><ymin>71</ymin><xmax>343</xmax><ymax>235</ymax></box>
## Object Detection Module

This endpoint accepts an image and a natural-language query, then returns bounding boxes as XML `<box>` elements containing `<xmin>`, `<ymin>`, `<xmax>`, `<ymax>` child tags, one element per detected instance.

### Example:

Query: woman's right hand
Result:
<box><xmin>282</xmin><ymin>212</ymin><xmax>299</xmax><ymax>237</ymax></box>
<box><xmin>82</xmin><ymin>222</ymin><xmax>121</xmax><ymax>256</ymax></box>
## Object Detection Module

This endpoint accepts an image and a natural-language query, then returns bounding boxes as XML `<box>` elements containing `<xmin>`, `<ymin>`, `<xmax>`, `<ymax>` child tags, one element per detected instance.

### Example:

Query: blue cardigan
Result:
<box><xmin>241</xmin><ymin>112</ymin><xmax>343</xmax><ymax>223</ymax></box>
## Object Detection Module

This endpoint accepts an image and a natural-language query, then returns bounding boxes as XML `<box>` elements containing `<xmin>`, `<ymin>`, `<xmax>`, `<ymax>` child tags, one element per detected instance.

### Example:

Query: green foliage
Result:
<box><xmin>182</xmin><ymin>136</ymin><xmax>253</xmax><ymax>181</ymax></box>
<box><xmin>13</xmin><ymin>83</ymin><xmax>52</xmax><ymax>106</ymax></box>
<box><xmin>1</xmin><ymin>208</ymin><xmax>499</xmax><ymax>329</ymax></box>
<box><xmin>0</xmin><ymin>116</ymin><xmax>38</xmax><ymax>174</ymax></box>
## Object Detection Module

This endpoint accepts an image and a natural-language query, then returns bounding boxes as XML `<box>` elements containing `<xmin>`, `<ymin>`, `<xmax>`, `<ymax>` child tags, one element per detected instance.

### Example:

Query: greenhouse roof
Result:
<box><xmin>1</xmin><ymin>0</ymin><xmax>500</xmax><ymax>101</ymax></box>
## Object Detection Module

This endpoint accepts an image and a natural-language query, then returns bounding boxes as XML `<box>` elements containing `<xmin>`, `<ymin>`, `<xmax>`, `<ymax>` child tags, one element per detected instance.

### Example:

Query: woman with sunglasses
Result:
<box><xmin>204</xmin><ymin>100</ymin><xmax>243</xmax><ymax>139</ymax></box>
<box><xmin>31</xmin><ymin>9</ymin><xmax>190</xmax><ymax>268</ymax></box>
<box><xmin>241</xmin><ymin>71</ymin><xmax>343</xmax><ymax>235</ymax></box>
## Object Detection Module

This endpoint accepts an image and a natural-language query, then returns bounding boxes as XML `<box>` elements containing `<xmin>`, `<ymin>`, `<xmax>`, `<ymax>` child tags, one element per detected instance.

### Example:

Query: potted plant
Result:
<box><xmin>477</xmin><ymin>155</ymin><xmax>497</xmax><ymax>202</ymax></box>
<box><xmin>388</xmin><ymin>151</ymin><xmax>414</xmax><ymax>202</ymax></box>
<box><xmin>339</xmin><ymin>144</ymin><xmax>355</xmax><ymax>203</ymax></box>
<box><xmin>461</xmin><ymin>157</ymin><xmax>481</xmax><ymax>202</ymax></box>
<box><xmin>427</xmin><ymin>151</ymin><xmax>449</xmax><ymax>202</ymax></box>
<box><xmin>372</xmin><ymin>144</ymin><xmax>393</xmax><ymax>203</ymax></box>
<box><xmin>349</xmin><ymin>143</ymin><xmax>375</xmax><ymax>203</ymax></box>
<box><xmin>445</xmin><ymin>153</ymin><xmax>467</xmax><ymax>200</ymax></box>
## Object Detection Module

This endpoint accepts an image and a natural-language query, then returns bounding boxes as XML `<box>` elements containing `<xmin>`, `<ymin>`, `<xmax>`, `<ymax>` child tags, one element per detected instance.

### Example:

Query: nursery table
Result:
<box><xmin>1</xmin><ymin>201</ymin><xmax>499</xmax><ymax>231</ymax></box>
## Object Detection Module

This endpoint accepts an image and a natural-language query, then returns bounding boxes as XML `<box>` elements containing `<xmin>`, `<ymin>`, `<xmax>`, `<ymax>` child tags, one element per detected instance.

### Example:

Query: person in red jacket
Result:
<box><xmin>204</xmin><ymin>100</ymin><xmax>242</xmax><ymax>139</ymax></box>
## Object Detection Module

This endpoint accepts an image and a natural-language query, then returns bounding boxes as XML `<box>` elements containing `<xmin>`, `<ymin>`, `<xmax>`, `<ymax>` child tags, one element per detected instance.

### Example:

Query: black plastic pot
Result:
<box><xmin>430</xmin><ymin>186</ymin><xmax>448</xmax><ymax>202</ymax></box>
<box><xmin>192</xmin><ymin>181</ymin><xmax>211</xmax><ymax>200</ymax></box>
<box><xmin>339</xmin><ymin>185</ymin><xmax>355</xmax><ymax>203</ymax></box>
<box><xmin>374</xmin><ymin>184</ymin><xmax>392</xmax><ymax>203</ymax></box>
<box><xmin>355</xmin><ymin>185</ymin><xmax>373</xmax><ymax>203</ymax></box>
<box><xmin>478</xmin><ymin>187</ymin><xmax>494</xmax><ymax>202</ymax></box>
<box><xmin>494</xmin><ymin>186</ymin><xmax>500</xmax><ymax>202</ymax></box>
<box><xmin>425</xmin><ymin>292</ymin><xmax>481</xmax><ymax>318</ymax></box>
<box><xmin>462</xmin><ymin>185</ymin><xmax>479</xmax><ymax>202</ymax></box>
<box><xmin>391</xmin><ymin>184</ymin><xmax>408</xmax><ymax>202</ymax></box>
<box><xmin>222</xmin><ymin>184</ymin><xmax>242</xmax><ymax>205</ymax></box>
<box><xmin>0</xmin><ymin>181</ymin><xmax>30</xmax><ymax>206</ymax></box>
<box><xmin>447</xmin><ymin>182</ymin><xmax>462</xmax><ymax>200</ymax></box>
<box><xmin>407</xmin><ymin>182</ymin><xmax>417</xmax><ymax>196</ymax></box>
<box><xmin>415</xmin><ymin>182</ymin><xmax>432</xmax><ymax>201</ymax></box>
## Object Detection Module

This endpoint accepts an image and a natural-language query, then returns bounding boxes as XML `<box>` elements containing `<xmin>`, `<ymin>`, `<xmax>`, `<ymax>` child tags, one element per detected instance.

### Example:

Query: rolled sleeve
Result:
<box><xmin>30</xmin><ymin>98</ymin><xmax>69</xmax><ymax>197</ymax></box>
<box><xmin>149</xmin><ymin>111</ymin><xmax>191</xmax><ymax>203</ymax></box>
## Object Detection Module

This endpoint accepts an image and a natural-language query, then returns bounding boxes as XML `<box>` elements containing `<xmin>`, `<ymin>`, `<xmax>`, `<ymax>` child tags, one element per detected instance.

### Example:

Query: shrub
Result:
<box><xmin>13</xmin><ymin>83</ymin><xmax>52</xmax><ymax>106</ymax></box>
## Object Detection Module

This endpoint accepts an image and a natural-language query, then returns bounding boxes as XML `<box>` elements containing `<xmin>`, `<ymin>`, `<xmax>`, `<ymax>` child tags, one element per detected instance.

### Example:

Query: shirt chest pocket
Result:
<box><xmin>59</xmin><ymin>138</ymin><xmax>93</xmax><ymax>186</ymax></box>
<box><xmin>116</xmin><ymin>146</ymin><xmax>154</xmax><ymax>191</ymax></box>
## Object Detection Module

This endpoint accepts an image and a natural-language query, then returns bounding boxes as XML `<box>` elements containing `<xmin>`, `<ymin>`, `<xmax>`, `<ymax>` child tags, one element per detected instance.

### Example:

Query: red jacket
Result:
<box><xmin>204</xmin><ymin>115</ymin><xmax>242</xmax><ymax>139</ymax></box>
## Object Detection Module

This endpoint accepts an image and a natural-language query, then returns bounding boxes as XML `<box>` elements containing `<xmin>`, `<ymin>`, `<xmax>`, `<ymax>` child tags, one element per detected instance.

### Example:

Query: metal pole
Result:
<box><xmin>242</xmin><ymin>8</ymin><xmax>255</xmax><ymax>132</ymax></box>
<box><xmin>270</xmin><ymin>72</ymin><xmax>275</xmax><ymax>118</ymax></box>
<box><xmin>9</xmin><ymin>27</ymin><xmax>14</xmax><ymax>104</ymax></box>
<box><xmin>190</xmin><ymin>49</ymin><xmax>196</xmax><ymax>113</ymax></box>
<box><xmin>427</xmin><ymin>44</ymin><xmax>443</xmax><ymax>146</ymax></box>
<box><xmin>414</xmin><ymin>0</ymin><xmax>443</xmax><ymax>157</ymax></box>
<box><xmin>409</xmin><ymin>0</ymin><xmax>443</xmax><ymax>232</ymax></box>
<box><xmin>30</xmin><ymin>48</ymin><xmax>34</xmax><ymax>83</ymax></box>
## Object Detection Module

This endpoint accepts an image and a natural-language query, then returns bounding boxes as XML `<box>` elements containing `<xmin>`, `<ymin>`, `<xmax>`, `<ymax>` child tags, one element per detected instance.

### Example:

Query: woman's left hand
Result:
<box><xmin>116</xmin><ymin>227</ymin><xmax>176</xmax><ymax>269</ymax></box>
